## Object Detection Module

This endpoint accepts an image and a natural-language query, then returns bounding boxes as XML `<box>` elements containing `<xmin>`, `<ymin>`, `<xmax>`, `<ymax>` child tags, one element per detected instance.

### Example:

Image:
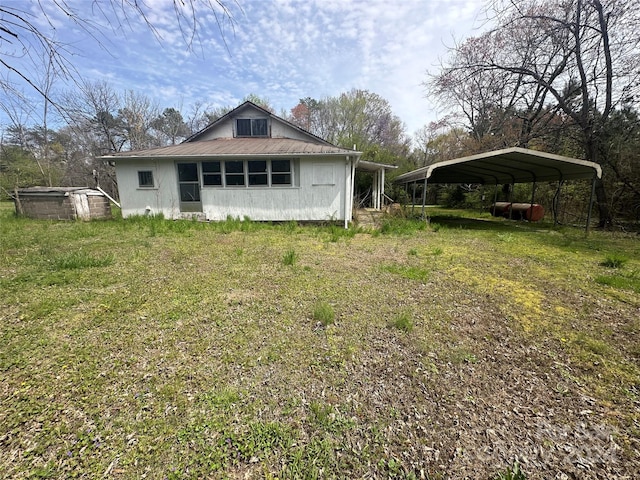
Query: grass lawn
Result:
<box><xmin>1</xmin><ymin>203</ymin><xmax>639</xmax><ymax>479</ymax></box>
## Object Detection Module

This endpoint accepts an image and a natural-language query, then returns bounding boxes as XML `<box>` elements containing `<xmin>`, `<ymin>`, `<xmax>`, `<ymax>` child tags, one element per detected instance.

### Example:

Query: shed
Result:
<box><xmin>14</xmin><ymin>187</ymin><xmax>112</xmax><ymax>220</ymax></box>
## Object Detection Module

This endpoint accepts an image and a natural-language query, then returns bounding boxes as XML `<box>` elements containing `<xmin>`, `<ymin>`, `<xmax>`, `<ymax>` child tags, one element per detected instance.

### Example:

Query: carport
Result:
<box><xmin>394</xmin><ymin>147</ymin><xmax>602</xmax><ymax>232</ymax></box>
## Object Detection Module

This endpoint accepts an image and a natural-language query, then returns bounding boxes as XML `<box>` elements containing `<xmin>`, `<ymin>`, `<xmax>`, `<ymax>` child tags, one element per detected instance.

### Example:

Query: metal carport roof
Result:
<box><xmin>394</xmin><ymin>147</ymin><xmax>602</xmax><ymax>185</ymax></box>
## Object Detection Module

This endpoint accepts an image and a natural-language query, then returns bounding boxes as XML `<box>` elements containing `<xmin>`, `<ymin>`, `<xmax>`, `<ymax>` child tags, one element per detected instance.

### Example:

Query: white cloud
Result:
<box><xmin>4</xmin><ymin>0</ymin><xmax>489</xmax><ymax>137</ymax></box>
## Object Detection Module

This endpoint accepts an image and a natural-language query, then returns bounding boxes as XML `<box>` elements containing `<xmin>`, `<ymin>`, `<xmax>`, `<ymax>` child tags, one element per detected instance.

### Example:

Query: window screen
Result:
<box><xmin>271</xmin><ymin>160</ymin><xmax>291</xmax><ymax>185</ymax></box>
<box><xmin>248</xmin><ymin>160</ymin><xmax>268</xmax><ymax>186</ymax></box>
<box><xmin>138</xmin><ymin>170</ymin><xmax>154</xmax><ymax>187</ymax></box>
<box><xmin>202</xmin><ymin>161</ymin><xmax>222</xmax><ymax>186</ymax></box>
<box><xmin>225</xmin><ymin>161</ymin><xmax>245</xmax><ymax>186</ymax></box>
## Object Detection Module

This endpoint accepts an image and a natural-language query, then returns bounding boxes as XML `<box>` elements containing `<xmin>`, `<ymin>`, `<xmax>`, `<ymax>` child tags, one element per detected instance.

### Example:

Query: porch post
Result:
<box><xmin>380</xmin><ymin>168</ymin><xmax>386</xmax><ymax>209</ymax></box>
<box><xmin>372</xmin><ymin>170</ymin><xmax>378</xmax><ymax>209</ymax></box>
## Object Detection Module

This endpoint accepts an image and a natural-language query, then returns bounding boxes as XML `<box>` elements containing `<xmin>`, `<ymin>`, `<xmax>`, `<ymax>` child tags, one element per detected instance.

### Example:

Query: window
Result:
<box><xmin>225</xmin><ymin>161</ymin><xmax>245</xmax><ymax>186</ymax></box>
<box><xmin>138</xmin><ymin>170</ymin><xmax>154</xmax><ymax>188</ymax></box>
<box><xmin>177</xmin><ymin>163</ymin><xmax>200</xmax><ymax>202</ymax></box>
<box><xmin>202</xmin><ymin>161</ymin><xmax>222</xmax><ymax>186</ymax></box>
<box><xmin>271</xmin><ymin>160</ymin><xmax>291</xmax><ymax>186</ymax></box>
<box><xmin>200</xmin><ymin>159</ymin><xmax>294</xmax><ymax>188</ymax></box>
<box><xmin>236</xmin><ymin>118</ymin><xmax>268</xmax><ymax>137</ymax></box>
<box><xmin>248</xmin><ymin>160</ymin><xmax>268</xmax><ymax>186</ymax></box>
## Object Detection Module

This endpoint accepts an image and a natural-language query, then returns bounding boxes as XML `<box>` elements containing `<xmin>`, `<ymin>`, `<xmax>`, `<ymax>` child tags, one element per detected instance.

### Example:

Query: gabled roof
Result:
<box><xmin>100</xmin><ymin>138</ymin><xmax>358</xmax><ymax>159</ymax></box>
<box><xmin>394</xmin><ymin>147</ymin><xmax>602</xmax><ymax>185</ymax></box>
<box><xmin>101</xmin><ymin>101</ymin><xmax>362</xmax><ymax>160</ymax></box>
<box><xmin>184</xmin><ymin>101</ymin><xmax>335</xmax><ymax>146</ymax></box>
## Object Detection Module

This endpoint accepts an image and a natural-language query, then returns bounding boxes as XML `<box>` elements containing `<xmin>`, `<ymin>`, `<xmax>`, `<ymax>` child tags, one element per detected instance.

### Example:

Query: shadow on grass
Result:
<box><xmin>427</xmin><ymin>214</ymin><xmax>542</xmax><ymax>232</ymax></box>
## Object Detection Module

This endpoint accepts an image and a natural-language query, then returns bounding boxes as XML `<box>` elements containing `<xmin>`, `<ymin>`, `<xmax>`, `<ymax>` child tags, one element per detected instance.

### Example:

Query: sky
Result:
<box><xmin>5</xmin><ymin>0</ymin><xmax>490</xmax><ymax>138</ymax></box>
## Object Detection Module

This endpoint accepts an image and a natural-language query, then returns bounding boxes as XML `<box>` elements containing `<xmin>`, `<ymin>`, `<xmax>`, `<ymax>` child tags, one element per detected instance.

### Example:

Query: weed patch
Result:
<box><xmin>595</xmin><ymin>271</ymin><xmax>640</xmax><ymax>293</ymax></box>
<box><xmin>388</xmin><ymin>311</ymin><xmax>414</xmax><ymax>333</ymax></box>
<box><xmin>50</xmin><ymin>251</ymin><xmax>114</xmax><ymax>270</ymax></box>
<box><xmin>383</xmin><ymin>264</ymin><xmax>430</xmax><ymax>282</ymax></box>
<box><xmin>313</xmin><ymin>301</ymin><xmax>335</xmax><ymax>326</ymax></box>
<box><xmin>282</xmin><ymin>249</ymin><xmax>298</xmax><ymax>266</ymax></box>
<box><xmin>601</xmin><ymin>253</ymin><xmax>628</xmax><ymax>268</ymax></box>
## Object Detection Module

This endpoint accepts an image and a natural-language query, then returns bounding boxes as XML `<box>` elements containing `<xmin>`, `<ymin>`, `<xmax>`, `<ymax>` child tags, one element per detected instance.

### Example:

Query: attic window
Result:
<box><xmin>236</xmin><ymin>118</ymin><xmax>268</xmax><ymax>137</ymax></box>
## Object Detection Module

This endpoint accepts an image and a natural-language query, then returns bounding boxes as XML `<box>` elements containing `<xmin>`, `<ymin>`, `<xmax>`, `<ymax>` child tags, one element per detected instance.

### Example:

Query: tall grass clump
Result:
<box><xmin>494</xmin><ymin>461</ymin><xmax>526</xmax><ymax>480</ymax></box>
<box><xmin>601</xmin><ymin>253</ymin><xmax>628</xmax><ymax>269</ymax></box>
<box><xmin>313</xmin><ymin>301</ymin><xmax>335</xmax><ymax>326</ymax></box>
<box><xmin>379</xmin><ymin>217</ymin><xmax>427</xmax><ymax>235</ymax></box>
<box><xmin>51</xmin><ymin>251</ymin><xmax>114</xmax><ymax>270</ymax></box>
<box><xmin>382</xmin><ymin>264</ymin><xmax>430</xmax><ymax>283</ymax></box>
<box><xmin>283</xmin><ymin>249</ymin><xmax>298</xmax><ymax>266</ymax></box>
<box><xmin>327</xmin><ymin>224</ymin><xmax>358</xmax><ymax>242</ymax></box>
<box><xmin>388</xmin><ymin>311</ymin><xmax>413</xmax><ymax>333</ymax></box>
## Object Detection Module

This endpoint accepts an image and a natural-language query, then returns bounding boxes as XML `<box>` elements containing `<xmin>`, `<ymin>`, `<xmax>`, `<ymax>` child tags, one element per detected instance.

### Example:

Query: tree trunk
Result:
<box><xmin>594</xmin><ymin>177</ymin><xmax>612</xmax><ymax>228</ymax></box>
<box><xmin>13</xmin><ymin>187</ymin><xmax>23</xmax><ymax>215</ymax></box>
<box><xmin>586</xmin><ymin>138</ymin><xmax>613</xmax><ymax>228</ymax></box>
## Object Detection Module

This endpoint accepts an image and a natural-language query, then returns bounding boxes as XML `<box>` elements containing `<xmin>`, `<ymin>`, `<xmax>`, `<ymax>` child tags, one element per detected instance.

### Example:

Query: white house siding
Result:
<box><xmin>201</xmin><ymin>156</ymin><xmax>346</xmax><ymax>221</ymax></box>
<box><xmin>115</xmin><ymin>156</ymin><xmax>348</xmax><ymax>221</ymax></box>
<box><xmin>195</xmin><ymin>115</ymin><xmax>311</xmax><ymax>142</ymax></box>
<box><xmin>115</xmin><ymin>160</ymin><xmax>181</xmax><ymax>218</ymax></box>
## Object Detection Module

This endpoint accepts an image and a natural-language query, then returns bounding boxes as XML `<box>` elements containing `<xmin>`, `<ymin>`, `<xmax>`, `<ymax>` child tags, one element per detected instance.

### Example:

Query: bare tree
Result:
<box><xmin>0</xmin><ymin>1</ymin><xmax>238</xmax><ymax>115</ymax></box>
<box><xmin>119</xmin><ymin>91</ymin><xmax>159</xmax><ymax>150</ymax></box>
<box><xmin>427</xmin><ymin>0</ymin><xmax>640</xmax><ymax>226</ymax></box>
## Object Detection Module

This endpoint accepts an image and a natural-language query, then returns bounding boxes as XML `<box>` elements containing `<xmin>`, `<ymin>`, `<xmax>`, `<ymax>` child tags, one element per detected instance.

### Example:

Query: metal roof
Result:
<box><xmin>395</xmin><ymin>147</ymin><xmax>602</xmax><ymax>185</ymax></box>
<box><xmin>356</xmin><ymin>160</ymin><xmax>398</xmax><ymax>172</ymax></box>
<box><xmin>16</xmin><ymin>187</ymin><xmax>102</xmax><ymax>196</ymax></box>
<box><xmin>102</xmin><ymin>137</ymin><xmax>360</xmax><ymax>160</ymax></box>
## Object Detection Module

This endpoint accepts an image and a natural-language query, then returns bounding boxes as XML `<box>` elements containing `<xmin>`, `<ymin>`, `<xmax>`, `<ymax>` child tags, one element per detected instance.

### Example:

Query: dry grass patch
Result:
<box><xmin>1</xmin><ymin>205</ymin><xmax>639</xmax><ymax>479</ymax></box>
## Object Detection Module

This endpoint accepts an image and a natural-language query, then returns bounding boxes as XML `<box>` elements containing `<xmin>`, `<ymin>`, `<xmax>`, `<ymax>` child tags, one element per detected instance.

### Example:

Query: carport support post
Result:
<box><xmin>421</xmin><ymin>177</ymin><xmax>428</xmax><ymax>220</ymax></box>
<box><xmin>530</xmin><ymin>180</ymin><xmax>537</xmax><ymax>220</ymax></box>
<box><xmin>411</xmin><ymin>181</ymin><xmax>417</xmax><ymax>215</ymax></box>
<box><xmin>586</xmin><ymin>177</ymin><xmax>596</xmax><ymax>235</ymax></box>
<box><xmin>530</xmin><ymin>181</ymin><xmax>536</xmax><ymax>206</ymax></box>
<box><xmin>553</xmin><ymin>181</ymin><xmax>563</xmax><ymax>226</ymax></box>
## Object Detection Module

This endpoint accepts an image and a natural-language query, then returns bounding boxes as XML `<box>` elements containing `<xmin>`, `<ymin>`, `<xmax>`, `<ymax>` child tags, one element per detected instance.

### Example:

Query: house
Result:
<box><xmin>102</xmin><ymin>102</ymin><xmax>393</xmax><ymax>226</ymax></box>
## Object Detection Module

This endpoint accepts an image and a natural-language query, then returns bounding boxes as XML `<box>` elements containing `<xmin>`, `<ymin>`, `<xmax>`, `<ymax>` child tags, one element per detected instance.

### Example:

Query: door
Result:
<box><xmin>177</xmin><ymin>163</ymin><xmax>202</xmax><ymax>212</ymax></box>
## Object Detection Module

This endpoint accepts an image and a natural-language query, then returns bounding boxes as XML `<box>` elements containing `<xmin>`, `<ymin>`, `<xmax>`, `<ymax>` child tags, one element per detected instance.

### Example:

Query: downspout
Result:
<box><xmin>345</xmin><ymin>156</ymin><xmax>351</xmax><ymax>229</ymax></box>
<box><xmin>345</xmin><ymin>154</ymin><xmax>359</xmax><ymax>229</ymax></box>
